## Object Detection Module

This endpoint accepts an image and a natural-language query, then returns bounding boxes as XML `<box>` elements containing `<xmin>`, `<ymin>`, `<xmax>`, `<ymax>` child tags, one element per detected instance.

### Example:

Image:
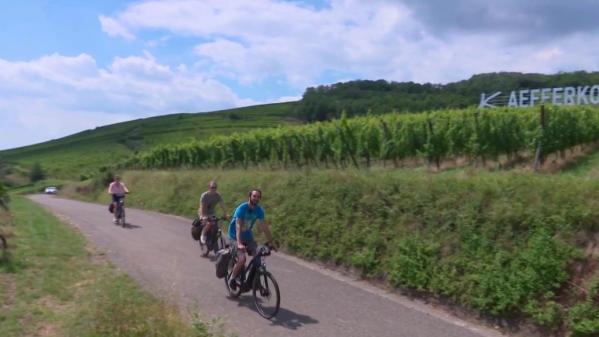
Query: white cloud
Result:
<box><xmin>101</xmin><ymin>0</ymin><xmax>599</xmax><ymax>86</ymax></box>
<box><xmin>6</xmin><ymin>0</ymin><xmax>599</xmax><ymax>150</ymax></box>
<box><xmin>0</xmin><ymin>52</ymin><xmax>247</xmax><ymax>150</ymax></box>
<box><xmin>99</xmin><ymin>15</ymin><xmax>135</xmax><ymax>40</ymax></box>
<box><xmin>146</xmin><ymin>35</ymin><xmax>171</xmax><ymax>48</ymax></box>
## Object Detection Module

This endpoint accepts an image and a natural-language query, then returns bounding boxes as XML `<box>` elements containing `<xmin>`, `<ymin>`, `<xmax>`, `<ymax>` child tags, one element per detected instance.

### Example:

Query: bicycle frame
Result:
<box><xmin>116</xmin><ymin>198</ymin><xmax>125</xmax><ymax>215</ymax></box>
<box><xmin>235</xmin><ymin>246</ymin><xmax>270</xmax><ymax>292</ymax></box>
<box><xmin>225</xmin><ymin>244</ymin><xmax>280</xmax><ymax>319</ymax></box>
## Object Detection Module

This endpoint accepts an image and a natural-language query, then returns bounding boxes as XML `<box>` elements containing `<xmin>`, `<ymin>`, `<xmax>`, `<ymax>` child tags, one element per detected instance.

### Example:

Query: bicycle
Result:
<box><xmin>113</xmin><ymin>193</ymin><xmax>128</xmax><ymax>227</ymax></box>
<box><xmin>224</xmin><ymin>243</ymin><xmax>280</xmax><ymax>319</ymax></box>
<box><xmin>199</xmin><ymin>216</ymin><xmax>226</xmax><ymax>257</ymax></box>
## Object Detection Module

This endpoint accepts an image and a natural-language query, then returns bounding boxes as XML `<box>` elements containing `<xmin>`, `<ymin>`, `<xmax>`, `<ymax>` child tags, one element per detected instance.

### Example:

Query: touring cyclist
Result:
<box><xmin>227</xmin><ymin>188</ymin><xmax>276</xmax><ymax>290</ymax></box>
<box><xmin>198</xmin><ymin>180</ymin><xmax>228</xmax><ymax>244</ymax></box>
<box><xmin>107</xmin><ymin>175</ymin><xmax>129</xmax><ymax>224</ymax></box>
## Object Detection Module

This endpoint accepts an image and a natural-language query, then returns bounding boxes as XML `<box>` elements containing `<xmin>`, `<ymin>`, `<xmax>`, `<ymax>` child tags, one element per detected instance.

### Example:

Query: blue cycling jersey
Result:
<box><xmin>228</xmin><ymin>202</ymin><xmax>264</xmax><ymax>241</ymax></box>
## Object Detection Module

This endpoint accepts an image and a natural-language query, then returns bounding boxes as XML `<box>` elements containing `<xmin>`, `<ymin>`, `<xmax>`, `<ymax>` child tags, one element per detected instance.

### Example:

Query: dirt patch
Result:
<box><xmin>565</xmin><ymin>256</ymin><xmax>599</xmax><ymax>299</ymax></box>
<box><xmin>585</xmin><ymin>231</ymin><xmax>599</xmax><ymax>258</ymax></box>
<box><xmin>0</xmin><ymin>273</ymin><xmax>17</xmax><ymax>309</ymax></box>
<box><xmin>38</xmin><ymin>324</ymin><xmax>58</xmax><ymax>337</ymax></box>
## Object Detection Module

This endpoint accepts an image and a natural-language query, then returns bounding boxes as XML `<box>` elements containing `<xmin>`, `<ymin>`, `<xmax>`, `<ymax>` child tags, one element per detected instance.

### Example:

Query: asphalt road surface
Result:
<box><xmin>29</xmin><ymin>194</ymin><xmax>506</xmax><ymax>337</ymax></box>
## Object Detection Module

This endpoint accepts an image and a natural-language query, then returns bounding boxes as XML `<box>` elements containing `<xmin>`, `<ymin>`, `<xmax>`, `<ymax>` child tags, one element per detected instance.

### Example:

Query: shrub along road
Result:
<box><xmin>29</xmin><ymin>194</ymin><xmax>505</xmax><ymax>337</ymax></box>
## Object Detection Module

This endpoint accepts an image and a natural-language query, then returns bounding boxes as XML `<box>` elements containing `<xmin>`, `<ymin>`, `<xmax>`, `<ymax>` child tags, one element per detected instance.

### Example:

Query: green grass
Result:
<box><xmin>0</xmin><ymin>102</ymin><xmax>298</xmax><ymax>179</ymax></box>
<box><xmin>0</xmin><ymin>196</ymin><xmax>221</xmax><ymax>337</ymax></box>
<box><xmin>62</xmin><ymin>168</ymin><xmax>599</xmax><ymax>336</ymax></box>
<box><xmin>559</xmin><ymin>146</ymin><xmax>599</xmax><ymax>177</ymax></box>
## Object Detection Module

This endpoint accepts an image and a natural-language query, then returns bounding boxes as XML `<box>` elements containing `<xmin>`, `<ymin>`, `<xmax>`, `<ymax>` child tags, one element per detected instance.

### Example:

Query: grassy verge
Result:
<box><xmin>0</xmin><ymin>196</ymin><xmax>221</xmax><ymax>337</ymax></box>
<box><xmin>63</xmin><ymin>168</ymin><xmax>599</xmax><ymax>336</ymax></box>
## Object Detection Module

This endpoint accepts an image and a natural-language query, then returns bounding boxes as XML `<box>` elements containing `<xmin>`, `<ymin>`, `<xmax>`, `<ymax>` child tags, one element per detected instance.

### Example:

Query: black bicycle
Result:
<box><xmin>199</xmin><ymin>216</ymin><xmax>226</xmax><ymax>257</ymax></box>
<box><xmin>225</xmin><ymin>243</ymin><xmax>280</xmax><ymax>319</ymax></box>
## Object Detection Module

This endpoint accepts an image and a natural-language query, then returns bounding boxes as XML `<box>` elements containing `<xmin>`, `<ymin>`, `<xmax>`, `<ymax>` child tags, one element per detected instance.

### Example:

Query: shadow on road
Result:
<box><xmin>124</xmin><ymin>223</ymin><xmax>143</xmax><ymax>229</ymax></box>
<box><xmin>231</xmin><ymin>295</ymin><xmax>319</xmax><ymax>330</ymax></box>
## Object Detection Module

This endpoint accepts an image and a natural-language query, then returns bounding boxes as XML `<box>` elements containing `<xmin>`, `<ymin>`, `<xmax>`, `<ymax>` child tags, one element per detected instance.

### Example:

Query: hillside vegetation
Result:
<box><xmin>3</xmin><ymin>70</ymin><xmax>599</xmax><ymax>183</ymax></box>
<box><xmin>294</xmin><ymin>71</ymin><xmax>599</xmax><ymax>121</ymax></box>
<box><xmin>0</xmin><ymin>102</ymin><xmax>297</xmax><ymax>180</ymax></box>
<box><xmin>65</xmin><ymin>168</ymin><xmax>599</xmax><ymax>336</ymax></box>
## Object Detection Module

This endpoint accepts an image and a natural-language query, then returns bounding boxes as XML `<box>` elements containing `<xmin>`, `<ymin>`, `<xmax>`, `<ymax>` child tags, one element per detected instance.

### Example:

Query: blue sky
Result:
<box><xmin>2</xmin><ymin>0</ymin><xmax>599</xmax><ymax>150</ymax></box>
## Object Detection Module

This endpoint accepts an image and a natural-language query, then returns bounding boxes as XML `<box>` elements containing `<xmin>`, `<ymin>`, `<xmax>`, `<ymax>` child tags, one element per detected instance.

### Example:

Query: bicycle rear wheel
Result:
<box><xmin>252</xmin><ymin>270</ymin><xmax>280</xmax><ymax>319</ymax></box>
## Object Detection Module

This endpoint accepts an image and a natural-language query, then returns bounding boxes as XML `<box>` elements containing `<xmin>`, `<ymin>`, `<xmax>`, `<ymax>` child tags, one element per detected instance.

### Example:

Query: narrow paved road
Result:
<box><xmin>30</xmin><ymin>195</ymin><xmax>506</xmax><ymax>337</ymax></box>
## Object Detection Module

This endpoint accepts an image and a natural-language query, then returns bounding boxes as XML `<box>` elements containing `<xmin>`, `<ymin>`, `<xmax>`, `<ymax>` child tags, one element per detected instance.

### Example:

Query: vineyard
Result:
<box><xmin>127</xmin><ymin>105</ymin><xmax>599</xmax><ymax>170</ymax></box>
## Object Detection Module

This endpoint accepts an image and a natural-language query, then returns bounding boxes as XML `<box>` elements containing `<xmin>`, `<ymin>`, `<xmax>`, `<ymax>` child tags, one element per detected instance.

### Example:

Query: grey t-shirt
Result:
<box><xmin>199</xmin><ymin>191</ymin><xmax>223</xmax><ymax>217</ymax></box>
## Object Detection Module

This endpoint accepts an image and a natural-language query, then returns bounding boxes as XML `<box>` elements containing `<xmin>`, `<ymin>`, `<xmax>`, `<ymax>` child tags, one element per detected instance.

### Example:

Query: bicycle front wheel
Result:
<box><xmin>114</xmin><ymin>207</ymin><xmax>121</xmax><ymax>225</ymax></box>
<box><xmin>217</xmin><ymin>234</ymin><xmax>225</xmax><ymax>251</ymax></box>
<box><xmin>252</xmin><ymin>270</ymin><xmax>280</xmax><ymax>319</ymax></box>
<box><xmin>199</xmin><ymin>240</ymin><xmax>210</xmax><ymax>257</ymax></box>
<box><xmin>225</xmin><ymin>257</ymin><xmax>242</xmax><ymax>298</ymax></box>
<box><xmin>120</xmin><ymin>209</ymin><xmax>126</xmax><ymax>227</ymax></box>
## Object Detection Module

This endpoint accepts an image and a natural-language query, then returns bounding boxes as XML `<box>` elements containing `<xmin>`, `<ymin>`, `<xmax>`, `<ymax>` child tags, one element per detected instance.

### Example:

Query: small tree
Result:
<box><xmin>29</xmin><ymin>162</ymin><xmax>45</xmax><ymax>183</ymax></box>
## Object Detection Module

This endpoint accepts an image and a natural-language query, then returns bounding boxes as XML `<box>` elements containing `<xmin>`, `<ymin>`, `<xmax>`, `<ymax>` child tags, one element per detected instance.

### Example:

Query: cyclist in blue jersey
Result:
<box><xmin>227</xmin><ymin>189</ymin><xmax>275</xmax><ymax>290</ymax></box>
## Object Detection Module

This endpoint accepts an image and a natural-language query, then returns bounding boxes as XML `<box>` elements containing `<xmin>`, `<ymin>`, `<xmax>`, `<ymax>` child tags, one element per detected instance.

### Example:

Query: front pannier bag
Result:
<box><xmin>215</xmin><ymin>248</ymin><xmax>231</xmax><ymax>278</ymax></box>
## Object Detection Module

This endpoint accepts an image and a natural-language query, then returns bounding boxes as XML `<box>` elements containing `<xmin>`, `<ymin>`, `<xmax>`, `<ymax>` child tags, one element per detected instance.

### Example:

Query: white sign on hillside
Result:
<box><xmin>479</xmin><ymin>85</ymin><xmax>599</xmax><ymax>108</ymax></box>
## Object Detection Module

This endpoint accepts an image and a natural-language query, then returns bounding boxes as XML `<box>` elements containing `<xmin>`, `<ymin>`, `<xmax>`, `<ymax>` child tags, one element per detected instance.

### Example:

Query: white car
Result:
<box><xmin>44</xmin><ymin>186</ymin><xmax>58</xmax><ymax>194</ymax></box>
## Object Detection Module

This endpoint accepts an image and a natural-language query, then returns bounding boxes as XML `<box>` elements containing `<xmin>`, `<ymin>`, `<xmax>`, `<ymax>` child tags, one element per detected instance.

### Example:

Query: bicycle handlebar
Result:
<box><xmin>259</xmin><ymin>241</ymin><xmax>278</xmax><ymax>255</ymax></box>
<box><xmin>201</xmin><ymin>215</ymin><xmax>228</xmax><ymax>221</ymax></box>
<box><xmin>257</xmin><ymin>245</ymin><xmax>272</xmax><ymax>256</ymax></box>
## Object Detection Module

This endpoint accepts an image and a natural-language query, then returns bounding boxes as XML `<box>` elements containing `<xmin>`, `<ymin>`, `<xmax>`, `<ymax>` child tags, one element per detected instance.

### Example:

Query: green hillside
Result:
<box><xmin>0</xmin><ymin>102</ymin><xmax>298</xmax><ymax>179</ymax></box>
<box><xmin>4</xmin><ymin>70</ymin><xmax>599</xmax><ymax>183</ymax></box>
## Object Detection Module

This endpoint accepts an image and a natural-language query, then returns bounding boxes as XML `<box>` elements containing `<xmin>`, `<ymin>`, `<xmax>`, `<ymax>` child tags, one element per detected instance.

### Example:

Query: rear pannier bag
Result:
<box><xmin>191</xmin><ymin>218</ymin><xmax>203</xmax><ymax>241</ymax></box>
<box><xmin>215</xmin><ymin>248</ymin><xmax>231</xmax><ymax>278</ymax></box>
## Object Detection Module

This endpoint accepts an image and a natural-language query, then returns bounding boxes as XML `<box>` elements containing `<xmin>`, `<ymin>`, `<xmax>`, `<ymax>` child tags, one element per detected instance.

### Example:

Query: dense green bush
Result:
<box><xmin>29</xmin><ymin>162</ymin><xmax>45</xmax><ymax>182</ymax></box>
